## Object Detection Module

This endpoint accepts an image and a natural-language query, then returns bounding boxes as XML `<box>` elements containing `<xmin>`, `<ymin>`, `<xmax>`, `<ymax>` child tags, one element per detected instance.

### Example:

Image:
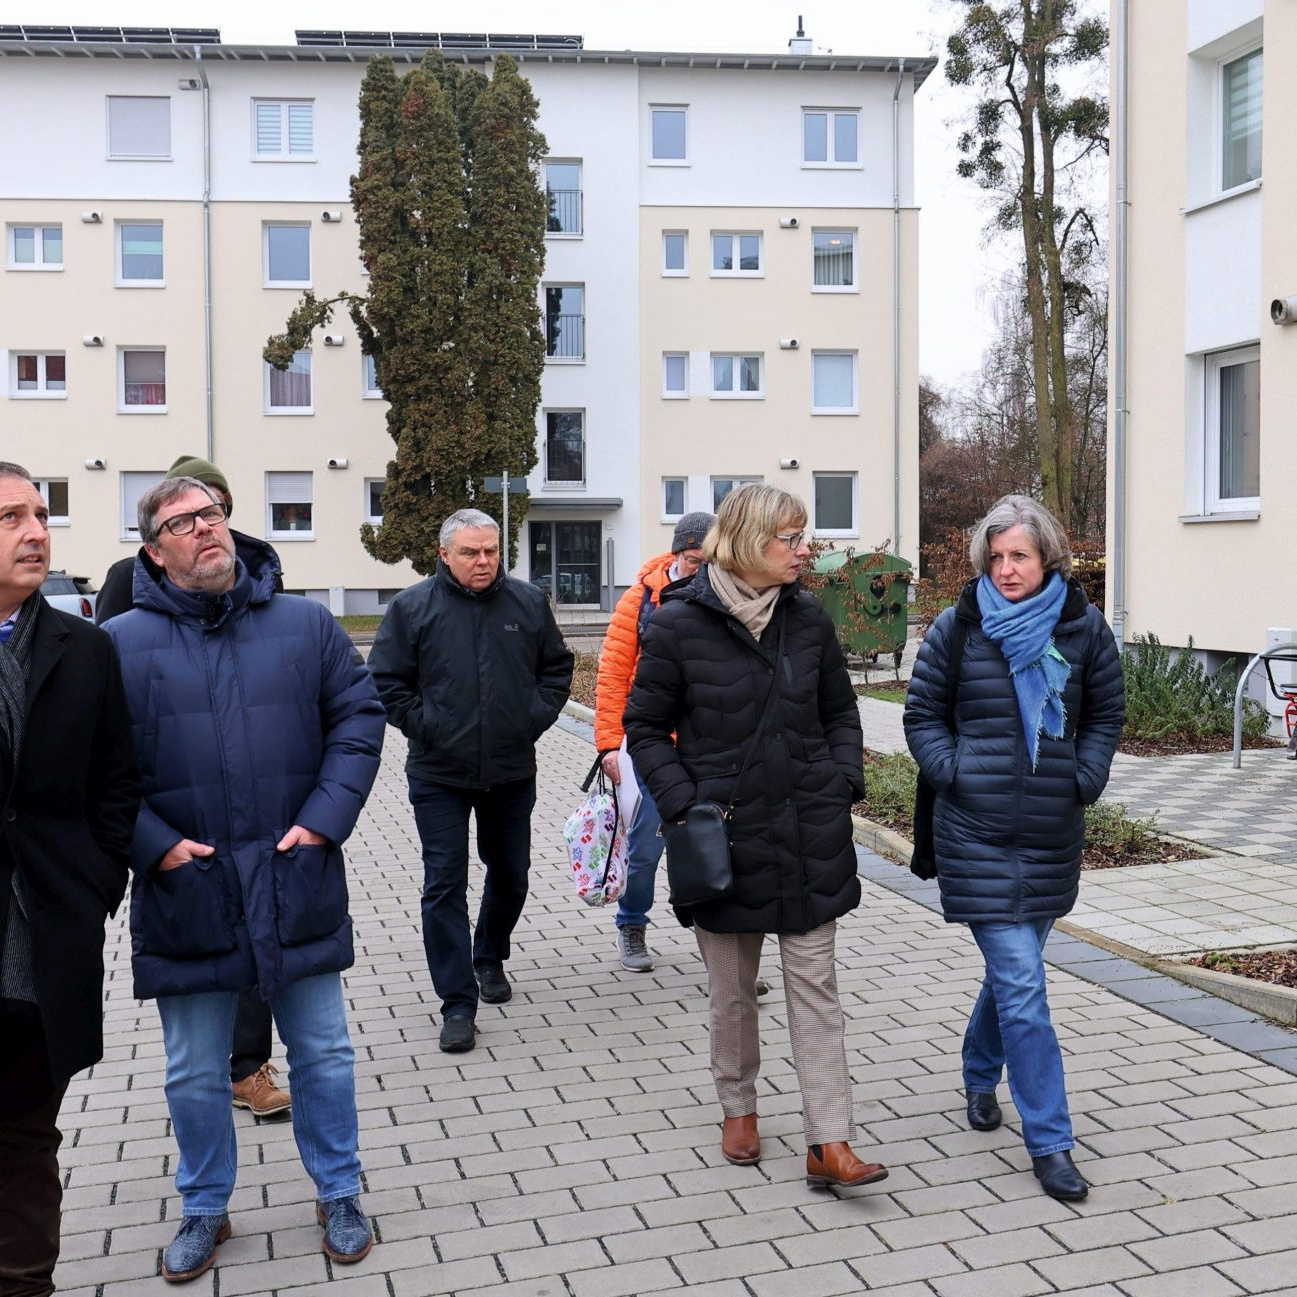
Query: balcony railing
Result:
<box><xmin>545</xmin><ymin>187</ymin><xmax>582</xmax><ymax>235</ymax></box>
<box><xmin>545</xmin><ymin>312</ymin><xmax>585</xmax><ymax>360</ymax></box>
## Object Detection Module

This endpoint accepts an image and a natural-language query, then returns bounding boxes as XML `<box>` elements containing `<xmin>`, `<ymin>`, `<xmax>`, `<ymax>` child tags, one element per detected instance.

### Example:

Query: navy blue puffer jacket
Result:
<box><xmin>104</xmin><ymin>539</ymin><xmax>385</xmax><ymax>1001</ymax></box>
<box><xmin>904</xmin><ymin>578</ymin><xmax>1124</xmax><ymax>925</ymax></box>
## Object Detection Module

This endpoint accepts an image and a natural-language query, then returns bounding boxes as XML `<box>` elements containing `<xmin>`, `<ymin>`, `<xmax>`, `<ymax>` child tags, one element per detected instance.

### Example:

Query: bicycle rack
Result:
<box><xmin>1232</xmin><ymin>643</ymin><xmax>1297</xmax><ymax>768</ymax></box>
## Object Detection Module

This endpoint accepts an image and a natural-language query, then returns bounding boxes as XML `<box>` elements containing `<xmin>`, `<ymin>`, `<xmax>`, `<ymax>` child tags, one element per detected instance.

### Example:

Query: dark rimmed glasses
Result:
<box><xmin>775</xmin><ymin>530</ymin><xmax>807</xmax><ymax>550</ymax></box>
<box><xmin>157</xmin><ymin>503</ymin><xmax>229</xmax><ymax>538</ymax></box>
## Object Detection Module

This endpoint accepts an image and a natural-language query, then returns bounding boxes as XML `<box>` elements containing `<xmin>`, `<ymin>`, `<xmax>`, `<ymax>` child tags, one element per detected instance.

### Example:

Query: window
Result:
<box><xmin>107</xmin><ymin>96</ymin><xmax>170</xmax><ymax>159</ymax></box>
<box><xmin>711</xmin><ymin>232</ymin><xmax>762</xmax><ymax>277</ymax></box>
<box><xmin>363</xmin><ymin>354</ymin><xmax>383</xmax><ymax>398</ymax></box>
<box><xmin>544</xmin><ymin>410</ymin><xmax>585</xmax><ymax>484</ymax></box>
<box><xmin>1205</xmin><ymin>346</ymin><xmax>1260</xmax><ymax>510</ymax></box>
<box><xmin>662</xmin><ymin>478</ymin><xmax>686</xmax><ymax>519</ymax></box>
<box><xmin>266</xmin><ymin>471</ymin><xmax>314</xmax><ymax>538</ymax></box>
<box><xmin>364</xmin><ymin>478</ymin><xmax>385</xmax><ymax>523</ymax></box>
<box><xmin>813</xmin><ymin>473</ymin><xmax>857</xmax><ymax>535</ymax></box>
<box><xmin>662</xmin><ymin>231</ymin><xmax>687</xmax><ymax>275</ymax></box>
<box><xmin>544</xmin><ymin>284</ymin><xmax>584</xmax><ymax>360</ymax></box>
<box><xmin>266</xmin><ymin>351</ymin><xmax>312</xmax><ymax>413</ymax></box>
<box><xmin>812</xmin><ymin>351</ymin><xmax>858</xmax><ymax>414</ymax></box>
<box><xmin>33</xmin><ymin>479</ymin><xmax>69</xmax><ymax>526</ymax></box>
<box><xmin>544</xmin><ymin>159</ymin><xmax>582</xmax><ymax>235</ymax></box>
<box><xmin>119</xmin><ymin>349</ymin><xmax>166</xmax><ymax>411</ymax></box>
<box><xmin>264</xmin><ymin>224</ymin><xmax>311</xmax><ymax>287</ymax></box>
<box><xmin>9</xmin><ymin>352</ymin><xmax>66</xmax><ymax>399</ymax></box>
<box><xmin>117</xmin><ymin>222</ymin><xmax>164</xmax><ymax>284</ymax></box>
<box><xmin>7</xmin><ymin>224</ymin><xmax>62</xmax><ymax>270</ymax></box>
<box><xmin>663</xmin><ymin>353</ymin><xmax>689</xmax><ymax>397</ymax></box>
<box><xmin>651</xmin><ymin>106</ymin><xmax>687</xmax><ymax>161</ymax></box>
<box><xmin>1221</xmin><ymin>48</ymin><xmax>1262</xmax><ymax>191</ymax></box>
<box><xmin>813</xmin><ymin>229</ymin><xmax>856</xmax><ymax>289</ymax></box>
<box><xmin>121</xmin><ymin>470</ymin><xmax>165</xmax><ymax>539</ymax></box>
<box><xmin>711</xmin><ymin>477</ymin><xmax>760</xmax><ymax>510</ymax></box>
<box><xmin>803</xmin><ymin>109</ymin><xmax>859</xmax><ymax>165</ymax></box>
<box><xmin>711</xmin><ymin>353</ymin><xmax>763</xmax><ymax>398</ymax></box>
<box><xmin>254</xmin><ymin>99</ymin><xmax>314</xmax><ymax>158</ymax></box>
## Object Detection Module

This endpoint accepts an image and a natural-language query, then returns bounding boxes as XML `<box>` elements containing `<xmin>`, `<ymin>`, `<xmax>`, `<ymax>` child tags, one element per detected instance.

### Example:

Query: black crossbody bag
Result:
<box><xmin>910</xmin><ymin>614</ymin><xmax>968</xmax><ymax>880</ymax></box>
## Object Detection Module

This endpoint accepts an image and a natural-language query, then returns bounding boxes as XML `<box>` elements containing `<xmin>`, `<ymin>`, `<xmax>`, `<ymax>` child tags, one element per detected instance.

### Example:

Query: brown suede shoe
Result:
<box><xmin>806</xmin><ymin>1142</ymin><xmax>888</xmax><ymax>1188</ymax></box>
<box><xmin>721</xmin><ymin>1113</ymin><xmax>761</xmax><ymax>1165</ymax></box>
<box><xmin>231</xmin><ymin>1063</ymin><xmax>291</xmax><ymax>1117</ymax></box>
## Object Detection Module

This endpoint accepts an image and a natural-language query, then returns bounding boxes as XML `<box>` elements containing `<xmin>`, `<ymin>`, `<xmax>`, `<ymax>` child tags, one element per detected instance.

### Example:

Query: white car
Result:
<box><xmin>41</xmin><ymin>570</ymin><xmax>98</xmax><ymax>621</ymax></box>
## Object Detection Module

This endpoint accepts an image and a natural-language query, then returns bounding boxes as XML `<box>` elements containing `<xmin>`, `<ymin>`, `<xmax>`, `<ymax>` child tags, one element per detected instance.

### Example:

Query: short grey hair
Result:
<box><xmin>0</xmin><ymin>461</ymin><xmax>33</xmax><ymax>484</ymax></box>
<box><xmin>138</xmin><ymin>476</ymin><xmax>220</xmax><ymax>546</ymax></box>
<box><xmin>439</xmin><ymin>508</ymin><xmax>499</xmax><ymax>550</ymax></box>
<box><xmin>969</xmin><ymin>494</ymin><xmax>1072</xmax><ymax>580</ymax></box>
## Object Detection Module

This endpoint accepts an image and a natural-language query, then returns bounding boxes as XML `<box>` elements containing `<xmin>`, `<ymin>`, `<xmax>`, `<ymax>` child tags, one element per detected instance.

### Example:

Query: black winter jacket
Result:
<box><xmin>369</xmin><ymin>562</ymin><xmax>574</xmax><ymax>789</ymax></box>
<box><xmin>623</xmin><ymin>570</ymin><xmax>863</xmax><ymax>935</ymax></box>
<box><xmin>904</xmin><ymin>578</ymin><xmax>1124</xmax><ymax>925</ymax></box>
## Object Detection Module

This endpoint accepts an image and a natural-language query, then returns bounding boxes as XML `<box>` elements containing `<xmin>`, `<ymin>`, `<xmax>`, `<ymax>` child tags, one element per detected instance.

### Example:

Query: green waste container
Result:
<box><xmin>810</xmin><ymin>551</ymin><xmax>912</xmax><ymax>666</ymax></box>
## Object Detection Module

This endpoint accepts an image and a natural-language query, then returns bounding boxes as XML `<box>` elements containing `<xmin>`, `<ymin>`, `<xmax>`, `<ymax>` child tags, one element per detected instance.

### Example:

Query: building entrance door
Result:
<box><xmin>528</xmin><ymin>521</ymin><xmax>601</xmax><ymax>606</ymax></box>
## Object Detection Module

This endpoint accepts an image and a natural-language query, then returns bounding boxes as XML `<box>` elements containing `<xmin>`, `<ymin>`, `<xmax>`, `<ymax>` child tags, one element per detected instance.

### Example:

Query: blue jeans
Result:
<box><xmin>156</xmin><ymin>973</ymin><xmax>361</xmax><ymax>1216</ymax></box>
<box><xmin>616</xmin><ymin>784</ymin><xmax>663</xmax><ymax>929</ymax></box>
<box><xmin>963</xmin><ymin>920</ymin><xmax>1074</xmax><ymax>1158</ymax></box>
<box><xmin>408</xmin><ymin>775</ymin><xmax>537</xmax><ymax>1020</ymax></box>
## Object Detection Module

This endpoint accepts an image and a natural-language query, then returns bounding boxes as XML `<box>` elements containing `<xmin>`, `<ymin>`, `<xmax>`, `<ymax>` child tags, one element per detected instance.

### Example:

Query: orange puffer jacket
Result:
<box><xmin>594</xmin><ymin>551</ymin><xmax>677</xmax><ymax>751</ymax></box>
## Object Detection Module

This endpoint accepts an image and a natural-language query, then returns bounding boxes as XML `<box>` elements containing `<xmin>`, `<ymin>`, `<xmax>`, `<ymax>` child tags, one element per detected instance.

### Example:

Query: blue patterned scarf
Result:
<box><xmin>976</xmin><ymin>571</ymin><xmax>1071</xmax><ymax>769</ymax></box>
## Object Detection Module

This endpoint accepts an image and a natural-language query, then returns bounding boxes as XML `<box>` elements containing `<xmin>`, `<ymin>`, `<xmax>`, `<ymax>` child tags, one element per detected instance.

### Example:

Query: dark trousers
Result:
<box><xmin>0</xmin><ymin>1006</ymin><xmax>67</xmax><ymax>1297</ymax></box>
<box><xmin>229</xmin><ymin>989</ymin><xmax>273</xmax><ymax>1083</ymax></box>
<box><xmin>408</xmin><ymin>775</ymin><xmax>536</xmax><ymax>1020</ymax></box>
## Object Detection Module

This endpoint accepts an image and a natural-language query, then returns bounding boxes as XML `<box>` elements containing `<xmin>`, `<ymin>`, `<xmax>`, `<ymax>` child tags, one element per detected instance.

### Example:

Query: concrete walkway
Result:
<box><xmin>51</xmin><ymin>719</ymin><xmax>1297</xmax><ymax>1296</ymax></box>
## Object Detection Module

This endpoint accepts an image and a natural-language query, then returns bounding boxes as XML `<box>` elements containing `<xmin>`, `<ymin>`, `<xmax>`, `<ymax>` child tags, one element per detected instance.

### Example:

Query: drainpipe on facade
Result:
<box><xmin>1111</xmin><ymin>3</ymin><xmax>1128</xmax><ymax>651</ymax></box>
<box><xmin>194</xmin><ymin>45</ymin><xmax>214</xmax><ymax>461</ymax></box>
<box><xmin>892</xmin><ymin>58</ymin><xmax>905</xmax><ymax>557</ymax></box>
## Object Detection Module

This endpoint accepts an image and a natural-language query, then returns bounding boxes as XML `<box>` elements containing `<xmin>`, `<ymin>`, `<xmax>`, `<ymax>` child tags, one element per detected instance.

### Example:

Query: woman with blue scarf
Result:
<box><xmin>904</xmin><ymin>495</ymin><xmax>1124</xmax><ymax>1202</ymax></box>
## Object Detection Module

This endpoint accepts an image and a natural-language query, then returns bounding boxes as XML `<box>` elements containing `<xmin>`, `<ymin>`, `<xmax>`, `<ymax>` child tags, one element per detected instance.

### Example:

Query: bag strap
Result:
<box><xmin>722</xmin><ymin>614</ymin><xmax>787</xmax><ymax>819</ymax></box>
<box><xmin>580</xmin><ymin>752</ymin><xmax>604</xmax><ymax>792</ymax></box>
<box><xmin>944</xmin><ymin>613</ymin><xmax>969</xmax><ymax>732</ymax></box>
<box><xmin>636</xmin><ymin>581</ymin><xmax>657</xmax><ymax>647</ymax></box>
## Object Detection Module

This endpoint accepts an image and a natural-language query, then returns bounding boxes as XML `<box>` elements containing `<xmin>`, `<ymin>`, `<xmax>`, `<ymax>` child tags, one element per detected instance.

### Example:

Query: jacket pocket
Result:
<box><xmin>141</xmin><ymin>858</ymin><xmax>235</xmax><ymax>960</ymax></box>
<box><xmin>274</xmin><ymin>843</ymin><xmax>349</xmax><ymax>946</ymax></box>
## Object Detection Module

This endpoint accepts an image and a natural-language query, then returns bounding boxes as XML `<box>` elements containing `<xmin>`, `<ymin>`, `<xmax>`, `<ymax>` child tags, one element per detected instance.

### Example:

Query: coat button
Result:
<box><xmin>3</xmin><ymin>808</ymin><xmax>14</xmax><ymax>821</ymax></box>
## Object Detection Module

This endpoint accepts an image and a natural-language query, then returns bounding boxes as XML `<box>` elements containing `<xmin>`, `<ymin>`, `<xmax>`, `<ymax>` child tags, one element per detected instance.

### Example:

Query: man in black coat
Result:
<box><xmin>370</xmin><ymin>509</ymin><xmax>573</xmax><ymax>1054</ymax></box>
<box><xmin>0</xmin><ymin>462</ymin><xmax>139</xmax><ymax>1296</ymax></box>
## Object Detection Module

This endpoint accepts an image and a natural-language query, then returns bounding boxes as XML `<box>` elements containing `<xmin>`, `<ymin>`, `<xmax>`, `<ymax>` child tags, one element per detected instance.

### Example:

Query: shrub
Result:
<box><xmin>1084</xmin><ymin>799</ymin><xmax>1159</xmax><ymax>854</ymax></box>
<box><xmin>863</xmin><ymin>750</ymin><xmax>918</xmax><ymax>825</ymax></box>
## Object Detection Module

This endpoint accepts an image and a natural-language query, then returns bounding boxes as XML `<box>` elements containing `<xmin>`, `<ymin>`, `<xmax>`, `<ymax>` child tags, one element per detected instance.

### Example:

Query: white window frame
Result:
<box><xmin>120</xmin><ymin>470</ymin><xmax>165</xmax><ymax>540</ymax></box>
<box><xmin>711</xmin><ymin>476</ymin><xmax>761</xmax><ymax>511</ymax></box>
<box><xmin>263</xmin><ymin>222</ymin><xmax>312</xmax><ymax>288</ymax></box>
<box><xmin>266</xmin><ymin>471</ymin><xmax>315</xmax><ymax>540</ymax></box>
<box><xmin>709</xmin><ymin>353</ymin><xmax>764</xmax><ymax>400</ymax></box>
<box><xmin>1204</xmin><ymin>344</ymin><xmax>1260</xmax><ymax>514</ymax></box>
<box><xmin>1217</xmin><ymin>45</ymin><xmax>1263</xmax><ymax>196</ymax></box>
<box><xmin>812</xmin><ymin>472</ymin><xmax>859</xmax><ymax>538</ymax></box>
<box><xmin>252</xmin><ymin>99</ymin><xmax>315</xmax><ymax>161</ymax></box>
<box><xmin>710</xmin><ymin>231</ymin><xmax>764</xmax><ymax>278</ymax></box>
<box><xmin>117</xmin><ymin>348</ymin><xmax>167</xmax><ymax>414</ymax></box>
<box><xmin>543</xmin><ymin>408</ymin><xmax>586</xmax><ymax>486</ymax></box>
<box><xmin>33</xmin><ymin>478</ymin><xmax>70</xmax><ymax>527</ymax></box>
<box><xmin>662</xmin><ymin>230</ymin><xmax>688</xmax><ymax>276</ymax></box>
<box><xmin>264</xmin><ymin>351</ymin><xmax>313</xmax><ymax>415</ymax></box>
<box><xmin>362</xmin><ymin>353</ymin><xmax>383</xmax><ymax>399</ymax></box>
<box><xmin>543</xmin><ymin>158</ymin><xmax>583</xmax><ymax>238</ymax></box>
<box><xmin>116</xmin><ymin>220</ymin><xmax>165</xmax><ymax>287</ymax></box>
<box><xmin>811</xmin><ymin>228</ymin><xmax>858</xmax><ymax>292</ymax></box>
<box><xmin>802</xmin><ymin>108</ymin><xmax>861</xmax><ymax>168</ymax></box>
<box><xmin>7</xmin><ymin>223</ymin><xmax>62</xmax><ymax>271</ymax></box>
<box><xmin>662</xmin><ymin>477</ymin><xmax>687</xmax><ymax>521</ymax></box>
<box><xmin>811</xmin><ymin>350</ymin><xmax>859</xmax><ymax>415</ymax></box>
<box><xmin>649</xmin><ymin>105</ymin><xmax>689</xmax><ymax>165</ymax></box>
<box><xmin>363</xmin><ymin>477</ymin><xmax>385</xmax><ymax>525</ymax></box>
<box><xmin>106</xmin><ymin>95</ymin><xmax>171</xmax><ymax>160</ymax></box>
<box><xmin>9</xmin><ymin>351</ymin><xmax>67</xmax><ymax>400</ymax></box>
<box><xmin>662</xmin><ymin>353</ymin><xmax>689</xmax><ymax>399</ymax></box>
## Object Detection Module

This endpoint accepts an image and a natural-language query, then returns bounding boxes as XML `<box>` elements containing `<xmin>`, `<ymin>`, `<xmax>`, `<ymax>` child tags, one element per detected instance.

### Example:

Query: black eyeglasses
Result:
<box><xmin>775</xmin><ymin>530</ymin><xmax>806</xmax><ymax>550</ymax></box>
<box><xmin>157</xmin><ymin>503</ymin><xmax>228</xmax><ymax>537</ymax></box>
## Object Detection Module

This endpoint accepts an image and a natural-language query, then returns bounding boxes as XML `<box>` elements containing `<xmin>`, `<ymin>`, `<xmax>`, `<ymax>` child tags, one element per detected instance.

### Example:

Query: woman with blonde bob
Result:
<box><xmin>625</xmin><ymin>484</ymin><xmax>886</xmax><ymax>1189</ymax></box>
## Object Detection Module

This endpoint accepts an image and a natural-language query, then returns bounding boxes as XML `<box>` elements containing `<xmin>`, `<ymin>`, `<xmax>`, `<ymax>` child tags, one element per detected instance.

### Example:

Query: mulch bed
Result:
<box><xmin>1188</xmin><ymin>949</ymin><xmax>1297</xmax><ymax>989</ymax></box>
<box><xmin>1120</xmin><ymin>732</ymin><xmax>1282</xmax><ymax>756</ymax></box>
<box><xmin>853</xmin><ymin>678</ymin><xmax>911</xmax><ymax>695</ymax></box>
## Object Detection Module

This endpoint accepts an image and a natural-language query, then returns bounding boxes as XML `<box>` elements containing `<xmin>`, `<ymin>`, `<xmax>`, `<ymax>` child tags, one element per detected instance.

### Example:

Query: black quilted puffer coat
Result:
<box><xmin>904</xmin><ymin>577</ymin><xmax>1124</xmax><ymax>925</ymax></box>
<box><xmin>623</xmin><ymin>570</ymin><xmax>863</xmax><ymax>934</ymax></box>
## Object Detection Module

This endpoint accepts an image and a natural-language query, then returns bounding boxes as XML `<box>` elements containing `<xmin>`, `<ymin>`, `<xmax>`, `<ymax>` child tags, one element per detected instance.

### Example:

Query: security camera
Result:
<box><xmin>82</xmin><ymin>335</ymin><xmax>104</xmax><ymax>347</ymax></box>
<box><xmin>81</xmin><ymin>211</ymin><xmax>102</xmax><ymax>224</ymax></box>
<box><xmin>779</xmin><ymin>457</ymin><xmax>800</xmax><ymax>470</ymax></box>
<box><xmin>321</xmin><ymin>210</ymin><xmax>342</xmax><ymax>223</ymax></box>
<box><xmin>779</xmin><ymin>337</ymin><xmax>800</xmax><ymax>350</ymax></box>
<box><xmin>323</xmin><ymin>333</ymin><xmax>345</xmax><ymax>347</ymax></box>
<box><xmin>327</xmin><ymin>457</ymin><xmax>349</xmax><ymax>470</ymax></box>
<box><xmin>178</xmin><ymin>77</ymin><xmax>201</xmax><ymax>90</ymax></box>
<box><xmin>1271</xmin><ymin>297</ymin><xmax>1297</xmax><ymax>325</ymax></box>
<box><xmin>85</xmin><ymin>457</ymin><xmax>106</xmax><ymax>470</ymax></box>
<box><xmin>779</xmin><ymin>216</ymin><xmax>800</xmax><ymax>229</ymax></box>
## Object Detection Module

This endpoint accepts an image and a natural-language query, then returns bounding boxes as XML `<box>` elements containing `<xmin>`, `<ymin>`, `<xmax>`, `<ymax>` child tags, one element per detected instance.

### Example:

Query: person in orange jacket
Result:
<box><xmin>595</xmin><ymin>513</ymin><xmax>713</xmax><ymax>970</ymax></box>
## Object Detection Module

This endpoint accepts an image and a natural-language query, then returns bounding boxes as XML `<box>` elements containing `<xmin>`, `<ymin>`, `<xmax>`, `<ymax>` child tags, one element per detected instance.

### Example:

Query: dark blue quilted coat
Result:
<box><xmin>904</xmin><ymin>578</ymin><xmax>1124</xmax><ymax>925</ymax></box>
<box><xmin>104</xmin><ymin>540</ymin><xmax>385</xmax><ymax>1001</ymax></box>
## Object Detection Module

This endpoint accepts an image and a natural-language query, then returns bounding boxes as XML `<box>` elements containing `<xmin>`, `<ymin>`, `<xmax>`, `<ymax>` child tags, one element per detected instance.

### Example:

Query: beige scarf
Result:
<box><xmin>708</xmin><ymin>564</ymin><xmax>782</xmax><ymax>640</ymax></box>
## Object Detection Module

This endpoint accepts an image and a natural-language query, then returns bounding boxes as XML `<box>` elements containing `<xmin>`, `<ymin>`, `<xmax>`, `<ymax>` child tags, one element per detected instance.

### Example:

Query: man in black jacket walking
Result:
<box><xmin>370</xmin><ymin>509</ymin><xmax>573</xmax><ymax>1053</ymax></box>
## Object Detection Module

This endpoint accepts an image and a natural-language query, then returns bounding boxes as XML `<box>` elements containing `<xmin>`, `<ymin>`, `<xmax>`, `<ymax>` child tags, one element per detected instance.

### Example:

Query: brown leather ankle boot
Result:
<box><xmin>721</xmin><ymin>1113</ymin><xmax>760</xmax><ymax>1165</ymax></box>
<box><xmin>806</xmin><ymin>1142</ymin><xmax>888</xmax><ymax>1188</ymax></box>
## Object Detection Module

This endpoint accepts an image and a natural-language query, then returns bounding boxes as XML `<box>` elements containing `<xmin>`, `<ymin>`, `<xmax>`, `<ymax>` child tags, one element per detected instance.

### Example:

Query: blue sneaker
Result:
<box><xmin>316</xmin><ymin>1196</ymin><xmax>373</xmax><ymax>1263</ymax></box>
<box><xmin>161</xmin><ymin>1213</ymin><xmax>231</xmax><ymax>1282</ymax></box>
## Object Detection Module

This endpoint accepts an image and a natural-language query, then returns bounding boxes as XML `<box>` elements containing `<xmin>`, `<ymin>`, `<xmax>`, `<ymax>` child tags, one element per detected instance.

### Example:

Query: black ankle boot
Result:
<box><xmin>1032</xmin><ymin>1150</ymin><xmax>1088</xmax><ymax>1200</ymax></box>
<box><xmin>965</xmin><ymin>1090</ymin><xmax>1002</xmax><ymax>1132</ymax></box>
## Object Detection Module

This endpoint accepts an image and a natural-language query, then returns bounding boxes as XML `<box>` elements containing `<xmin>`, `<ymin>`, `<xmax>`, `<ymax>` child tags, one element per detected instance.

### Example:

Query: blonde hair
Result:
<box><xmin>969</xmin><ymin>494</ymin><xmax>1073</xmax><ymax>579</ymax></box>
<box><xmin>703</xmin><ymin>483</ymin><xmax>807</xmax><ymax>573</ymax></box>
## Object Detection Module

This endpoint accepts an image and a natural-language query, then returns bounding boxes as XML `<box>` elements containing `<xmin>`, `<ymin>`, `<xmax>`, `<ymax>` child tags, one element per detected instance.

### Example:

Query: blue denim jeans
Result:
<box><xmin>616</xmin><ymin>784</ymin><xmax>663</xmax><ymax>929</ymax></box>
<box><xmin>963</xmin><ymin>920</ymin><xmax>1074</xmax><ymax>1158</ymax></box>
<box><xmin>156</xmin><ymin>973</ymin><xmax>361</xmax><ymax>1215</ymax></box>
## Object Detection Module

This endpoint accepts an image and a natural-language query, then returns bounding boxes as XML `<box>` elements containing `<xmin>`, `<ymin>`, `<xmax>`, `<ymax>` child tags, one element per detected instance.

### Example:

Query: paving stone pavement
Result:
<box><xmin>53</xmin><ymin>717</ymin><xmax>1297</xmax><ymax>1296</ymax></box>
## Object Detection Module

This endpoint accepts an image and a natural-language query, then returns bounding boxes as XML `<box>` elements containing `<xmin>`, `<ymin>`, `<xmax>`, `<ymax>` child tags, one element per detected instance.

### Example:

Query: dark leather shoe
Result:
<box><xmin>721</xmin><ymin>1113</ymin><xmax>760</xmax><ymax>1165</ymax></box>
<box><xmin>1032</xmin><ymin>1150</ymin><xmax>1089</xmax><ymax>1201</ymax></box>
<box><xmin>477</xmin><ymin>963</ymin><xmax>512</xmax><ymax>1004</ymax></box>
<box><xmin>806</xmin><ymin>1142</ymin><xmax>889</xmax><ymax>1189</ymax></box>
<box><xmin>439</xmin><ymin>1017</ymin><xmax>477</xmax><ymax>1053</ymax></box>
<box><xmin>966</xmin><ymin>1089</ymin><xmax>1002</xmax><ymax>1132</ymax></box>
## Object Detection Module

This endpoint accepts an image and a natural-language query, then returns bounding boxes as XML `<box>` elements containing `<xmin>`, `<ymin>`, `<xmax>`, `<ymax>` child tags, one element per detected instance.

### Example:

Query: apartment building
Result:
<box><xmin>0</xmin><ymin>25</ymin><xmax>933</xmax><ymax>611</ymax></box>
<box><xmin>1110</xmin><ymin>0</ymin><xmax>1296</xmax><ymax>724</ymax></box>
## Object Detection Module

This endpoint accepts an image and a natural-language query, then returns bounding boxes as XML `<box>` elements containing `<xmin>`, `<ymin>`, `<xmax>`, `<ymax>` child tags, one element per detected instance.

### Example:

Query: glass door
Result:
<box><xmin>528</xmin><ymin>521</ymin><xmax>601</xmax><ymax>605</ymax></box>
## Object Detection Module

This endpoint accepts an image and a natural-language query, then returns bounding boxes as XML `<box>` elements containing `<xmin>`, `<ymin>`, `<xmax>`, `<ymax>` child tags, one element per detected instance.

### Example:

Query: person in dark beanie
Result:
<box><xmin>96</xmin><ymin>455</ymin><xmax>292</xmax><ymax>1121</ymax></box>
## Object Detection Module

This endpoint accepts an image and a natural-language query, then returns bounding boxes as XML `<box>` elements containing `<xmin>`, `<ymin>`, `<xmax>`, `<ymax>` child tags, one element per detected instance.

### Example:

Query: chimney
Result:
<box><xmin>788</xmin><ymin>15</ymin><xmax>812</xmax><ymax>55</ymax></box>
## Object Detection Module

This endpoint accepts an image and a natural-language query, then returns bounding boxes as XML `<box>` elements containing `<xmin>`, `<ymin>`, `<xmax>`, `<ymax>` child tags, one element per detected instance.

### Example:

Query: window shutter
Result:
<box><xmin>122</xmin><ymin>470</ymin><xmax>165</xmax><ymax>537</ymax></box>
<box><xmin>287</xmin><ymin>103</ymin><xmax>313</xmax><ymax>154</ymax></box>
<box><xmin>108</xmin><ymin>97</ymin><xmax>171</xmax><ymax>157</ymax></box>
<box><xmin>255</xmin><ymin>101</ymin><xmax>282</xmax><ymax>154</ymax></box>
<box><xmin>267</xmin><ymin>471</ymin><xmax>313</xmax><ymax>504</ymax></box>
